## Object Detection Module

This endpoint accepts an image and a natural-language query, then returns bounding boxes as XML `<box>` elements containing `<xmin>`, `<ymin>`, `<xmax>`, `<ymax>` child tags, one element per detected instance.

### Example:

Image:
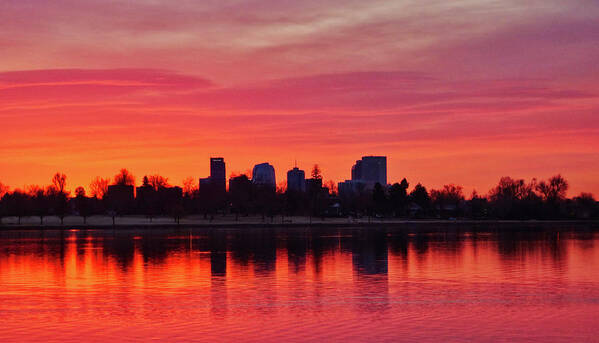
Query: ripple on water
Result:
<box><xmin>0</xmin><ymin>228</ymin><xmax>598</xmax><ymax>342</ymax></box>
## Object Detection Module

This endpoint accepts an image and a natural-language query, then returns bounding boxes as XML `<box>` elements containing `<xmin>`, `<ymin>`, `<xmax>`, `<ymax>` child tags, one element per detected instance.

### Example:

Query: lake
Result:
<box><xmin>1</xmin><ymin>224</ymin><xmax>598</xmax><ymax>342</ymax></box>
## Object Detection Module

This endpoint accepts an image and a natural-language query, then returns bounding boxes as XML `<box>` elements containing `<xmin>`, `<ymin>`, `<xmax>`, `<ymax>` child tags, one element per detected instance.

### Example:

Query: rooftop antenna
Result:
<box><xmin>294</xmin><ymin>159</ymin><xmax>297</xmax><ymax>168</ymax></box>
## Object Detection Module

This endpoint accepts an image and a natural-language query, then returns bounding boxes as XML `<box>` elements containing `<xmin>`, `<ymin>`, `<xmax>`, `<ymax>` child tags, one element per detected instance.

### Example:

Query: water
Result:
<box><xmin>1</xmin><ymin>225</ymin><xmax>598</xmax><ymax>342</ymax></box>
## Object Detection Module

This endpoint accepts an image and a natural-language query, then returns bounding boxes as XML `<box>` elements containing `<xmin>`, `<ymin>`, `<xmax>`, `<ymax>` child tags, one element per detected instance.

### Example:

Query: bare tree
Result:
<box><xmin>75</xmin><ymin>186</ymin><xmax>86</xmax><ymax>197</ymax></box>
<box><xmin>74</xmin><ymin>186</ymin><xmax>90</xmax><ymax>224</ymax></box>
<box><xmin>114</xmin><ymin>168</ymin><xmax>135</xmax><ymax>186</ymax></box>
<box><xmin>536</xmin><ymin>174</ymin><xmax>569</xmax><ymax>202</ymax></box>
<box><xmin>324</xmin><ymin>180</ymin><xmax>337</xmax><ymax>195</ymax></box>
<box><xmin>52</xmin><ymin>173</ymin><xmax>67</xmax><ymax>194</ymax></box>
<box><xmin>48</xmin><ymin>174</ymin><xmax>69</xmax><ymax>225</ymax></box>
<box><xmin>0</xmin><ymin>182</ymin><xmax>8</xmax><ymax>198</ymax></box>
<box><xmin>148</xmin><ymin>174</ymin><xmax>169</xmax><ymax>190</ymax></box>
<box><xmin>311</xmin><ymin>164</ymin><xmax>322</xmax><ymax>180</ymax></box>
<box><xmin>431</xmin><ymin>184</ymin><xmax>464</xmax><ymax>217</ymax></box>
<box><xmin>182</xmin><ymin>177</ymin><xmax>197</xmax><ymax>197</ymax></box>
<box><xmin>90</xmin><ymin>177</ymin><xmax>109</xmax><ymax>199</ymax></box>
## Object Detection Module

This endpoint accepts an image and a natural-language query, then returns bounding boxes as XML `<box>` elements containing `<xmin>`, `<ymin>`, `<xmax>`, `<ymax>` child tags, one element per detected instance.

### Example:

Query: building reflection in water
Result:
<box><xmin>0</xmin><ymin>224</ymin><xmax>592</xmax><ymax>320</ymax></box>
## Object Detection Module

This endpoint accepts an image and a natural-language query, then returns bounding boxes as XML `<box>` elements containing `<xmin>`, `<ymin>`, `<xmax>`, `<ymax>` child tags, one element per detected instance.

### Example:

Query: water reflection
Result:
<box><xmin>0</xmin><ymin>225</ymin><xmax>598</xmax><ymax>342</ymax></box>
<box><xmin>2</xmin><ymin>226</ymin><xmax>597</xmax><ymax>277</ymax></box>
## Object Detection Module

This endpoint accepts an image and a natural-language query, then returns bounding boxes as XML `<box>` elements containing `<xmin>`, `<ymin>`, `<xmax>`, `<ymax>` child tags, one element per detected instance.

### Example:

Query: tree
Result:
<box><xmin>182</xmin><ymin>177</ymin><xmax>198</xmax><ymax>197</ymax></box>
<box><xmin>50</xmin><ymin>173</ymin><xmax>69</xmax><ymax>225</ymax></box>
<box><xmin>90</xmin><ymin>177</ymin><xmax>109</xmax><ymax>199</ymax></box>
<box><xmin>311</xmin><ymin>165</ymin><xmax>322</xmax><ymax>180</ymax></box>
<box><xmin>572</xmin><ymin>193</ymin><xmax>596</xmax><ymax>219</ymax></box>
<box><xmin>75</xmin><ymin>186</ymin><xmax>86</xmax><ymax>197</ymax></box>
<box><xmin>0</xmin><ymin>182</ymin><xmax>8</xmax><ymax>222</ymax></box>
<box><xmin>27</xmin><ymin>185</ymin><xmax>47</xmax><ymax>225</ymax></box>
<box><xmin>489</xmin><ymin>177</ymin><xmax>534</xmax><ymax>202</ymax></box>
<box><xmin>431</xmin><ymin>184</ymin><xmax>464</xmax><ymax>218</ymax></box>
<box><xmin>1</xmin><ymin>190</ymin><xmax>28</xmax><ymax>224</ymax></box>
<box><xmin>536</xmin><ymin>174</ymin><xmax>569</xmax><ymax>203</ymax></box>
<box><xmin>52</xmin><ymin>173</ymin><xmax>67</xmax><ymax>194</ymax></box>
<box><xmin>74</xmin><ymin>187</ymin><xmax>91</xmax><ymax>224</ymax></box>
<box><xmin>147</xmin><ymin>174</ymin><xmax>169</xmax><ymax>191</ymax></box>
<box><xmin>389</xmin><ymin>178</ymin><xmax>409</xmax><ymax>217</ymax></box>
<box><xmin>409</xmin><ymin>183</ymin><xmax>430</xmax><ymax>213</ymax></box>
<box><xmin>0</xmin><ymin>182</ymin><xmax>9</xmax><ymax>198</ymax></box>
<box><xmin>324</xmin><ymin>180</ymin><xmax>337</xmax><ymax>196</ymax></box>
<box><xmin>488</xmin><ymin>177</ymin><xmax>541</xmax><ymax>219</ymax></box>
<box><xmin>468</xmin><ymin>190</ymin><xmax>489</xmax><ymax>218</ymax></box>
<box><xmin>114</xmin><ymin>169</ymin><xmax>135</xmax><ymax>186</ymax></box>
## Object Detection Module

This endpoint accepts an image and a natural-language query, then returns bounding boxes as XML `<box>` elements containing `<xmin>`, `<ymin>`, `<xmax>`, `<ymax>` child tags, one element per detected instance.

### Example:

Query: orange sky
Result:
<box><xmin>1</xmin><ymin>0</ymin><xmax>598</xmax><ymax>196</ymax></box>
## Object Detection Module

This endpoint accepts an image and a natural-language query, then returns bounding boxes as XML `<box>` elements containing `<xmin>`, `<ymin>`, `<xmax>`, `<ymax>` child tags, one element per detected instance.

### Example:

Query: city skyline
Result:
<box><xmin>0</xmin><ymin>154</ymin><xmax>590</xmax><ymax>197</ymax></box>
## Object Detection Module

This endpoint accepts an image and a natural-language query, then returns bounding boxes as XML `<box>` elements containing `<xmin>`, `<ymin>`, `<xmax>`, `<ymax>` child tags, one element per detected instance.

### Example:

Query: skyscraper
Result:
<box><xmin>199</xmin><ymin>157</ymin><xmax>226</xmax><ymax>196</ymax></box>
<box><xmin>351</xmin><ymin>156</ymin><xmax>387</xmax><ymax>185</ymax></box>
<box><xmin>287</xmin><ymin>167</ymin><xmax>306</xmax><ymax>192</ymax></box>
<box><xmin>252</xmin><ymin>163</ymin><xmax>276</xmax><ymax>189</ymax></box>
<box><xmin>339</xmin><ymin>156</ymin><xmax>387</xmax><ymax>196</ymax></box>
<box><xmin>210</xmin><ymin>157</ymin><xmax>226</xmax><ymax>194</ymax></box>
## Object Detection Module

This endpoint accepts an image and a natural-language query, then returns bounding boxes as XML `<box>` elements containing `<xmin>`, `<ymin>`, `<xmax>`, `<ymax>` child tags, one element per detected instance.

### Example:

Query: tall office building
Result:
<box><xmin>199</xmin><ymin>157</ymin><xmax>226</xmax><ymax>196</ymax></box>
<box><xmin>210</xmin><ymin>157</ymin><xmax>226</xmax><ymax>194</ymax></box>
<box><xmin>287</xmin><ymin>167</ymin><xmax>306</xmax><ymax>192</ymax></box>
<box><xmin>252</xmin><ymin>163</ymin><xmax>276</xmax><ymax>189</ymax></box>
<box><xmin>339</xmin><ymin>156</ymin><xmax>387</xmax><ymax>196</ymax></box>
<box><xmin>351</xmin><ymin>156</ymin><xmax>387</xmax><ymax>185</ymax></box>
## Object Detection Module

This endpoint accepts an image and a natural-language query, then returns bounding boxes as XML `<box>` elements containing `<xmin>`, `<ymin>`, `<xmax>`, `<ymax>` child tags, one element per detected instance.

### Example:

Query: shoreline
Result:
<box><xmin>1</xmin><ymin>215</ymin><xmax>598</xmax><ymax>230</ymax></box>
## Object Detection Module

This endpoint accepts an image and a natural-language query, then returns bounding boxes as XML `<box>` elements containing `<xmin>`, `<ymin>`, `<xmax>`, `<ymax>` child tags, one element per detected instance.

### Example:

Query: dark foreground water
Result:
<box><xmin>1</xmin><ymin>225</ymin><xmax>598</xmax><ymax>342</ymax></box>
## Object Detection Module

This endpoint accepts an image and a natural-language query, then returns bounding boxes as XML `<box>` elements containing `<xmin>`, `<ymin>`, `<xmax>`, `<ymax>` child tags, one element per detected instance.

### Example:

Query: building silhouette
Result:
<box><xmin>339</xmin><ymin>156</ymin><xmax>387</xmax><ymax>196</ymax></box>
<box><xmin>252</xmin><ymin>163</ymin><xmax>276</xmax><ymax>189</ymax></box>
<box><xmin>352</xmin><ymin>156</ymin><xmax>387</xmax><ymax>185</ymax></box>
<box><xmin>210</xmin><ymin>157</ymin><xmax>226</xmax><ymax>194</ymax></box>
<box><xmin>199</xmin><ymin>157</ymin><xmax>226</xmax><ymax>195</ymax></box>
<box><xmin>287</xmin><ymin>167</ymin><xmax>306</xmax><ymax>192</ymax></box>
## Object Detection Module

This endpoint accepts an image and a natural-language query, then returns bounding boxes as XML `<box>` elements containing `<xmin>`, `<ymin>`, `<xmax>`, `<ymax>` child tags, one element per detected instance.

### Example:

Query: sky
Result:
<box><xmin>1</xmin><ymin>0</ymin><xmax>599</xmax><ymax>196</ymax></box>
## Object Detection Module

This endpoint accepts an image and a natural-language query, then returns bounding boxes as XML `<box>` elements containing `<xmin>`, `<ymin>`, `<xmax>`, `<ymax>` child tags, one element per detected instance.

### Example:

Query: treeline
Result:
<box><xmin>0</xmin><ymin>169</ymin><xmax>597</xmax><ymax>224</ymax></box>
<box><xmin>363</xmin><ymin>175</ymin><xmax>597</xmax><ymax>220</ymax></box>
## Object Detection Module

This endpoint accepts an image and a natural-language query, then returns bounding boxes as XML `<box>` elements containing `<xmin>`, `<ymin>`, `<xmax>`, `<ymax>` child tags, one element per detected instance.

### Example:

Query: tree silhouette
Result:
<box><xmin>572</xmin><ymin>193</ymin><xmax>596</xmax><ymax>219</ymax></box>
<box><xmin>148</xmin><ymin>174</ymin><xmax>169</xmax><ymax>190</ymax></box>
<box><xmin>311</xmin><ymin>165</ymin><xmax>322</xmax><ymax>180</ymax></box>
<box><xmin>0</xmin><ymin>182</ymin><xmax>8</xmax><ymax>198</ymax></box>
<box><xmin>324</xmin><ymin>180</ymin><xmax>337</xmax><ymax>196</ymax></box>
<box><xmin>74</xmin><ymin>186</ymin><xmax>92</xmax><ymax>224</ymax></box>
<box><xmin>389</xmin><ymin>178</ymin><xmax>409</xmax><ymax>217</ymax></box>
<box><xmin>114</xmin><ymin>169</ymin><xmax>135</xmax><ymax>186</ymax></box>
<box><xmin>182</xmin><ymin>177</ymin><xmax>197</xmax><ymax>197</ymax></box>
<box><xmin>52</xmin><ymin>173</ymin><xmax>67</xmax><ymax>194</ymax></box>
<box><xmin>50</xmin><ymin>173</ymin><xmax>69</xmax><ymax>224</ymax></box>
<box><xmin>489</xmin><ymin>177</ymin><xmax>541</xmax><ymax>219</ymax></box>
<box><xmin>409</xmin><ymin>183</ymin><xmax>430</xmax><ymax>216</ymax></box>
<box><xmin>1</xmin><ymin>190</ymin><xmax>28</xmax><ymax>224</ymax></box>
<box><xmin>27</xmin><ymin>186</ymin><xmax>47</xmax><ymax>225</ymax></box>
<box><xmin>90</xmin><ymin>177</ymin><xmax>109</xmax><ymax>199</ymax></box>
<box><xmin>536</xmin><ymin>174</ymin><xmax>569</xmax><ymax>203</ymax></box>
<box><xmin>431</xmin><ymin>184</ymin><xmax>464</xmax><ymax>218</ymax></box>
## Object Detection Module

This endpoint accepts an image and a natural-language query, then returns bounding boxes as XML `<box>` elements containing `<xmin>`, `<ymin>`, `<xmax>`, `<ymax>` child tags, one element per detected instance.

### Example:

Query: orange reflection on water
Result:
<box><xmin>0</xmin><ymin>227</ymin><xmax>598</xmax><ymax>342</ymax></box>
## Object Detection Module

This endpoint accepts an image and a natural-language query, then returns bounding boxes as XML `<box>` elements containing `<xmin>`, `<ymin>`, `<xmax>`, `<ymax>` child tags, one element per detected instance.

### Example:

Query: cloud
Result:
<box><xmin>0</xmin><ymin>68</ymin><xmax>213</xmax><ymax>89</ymax></box>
